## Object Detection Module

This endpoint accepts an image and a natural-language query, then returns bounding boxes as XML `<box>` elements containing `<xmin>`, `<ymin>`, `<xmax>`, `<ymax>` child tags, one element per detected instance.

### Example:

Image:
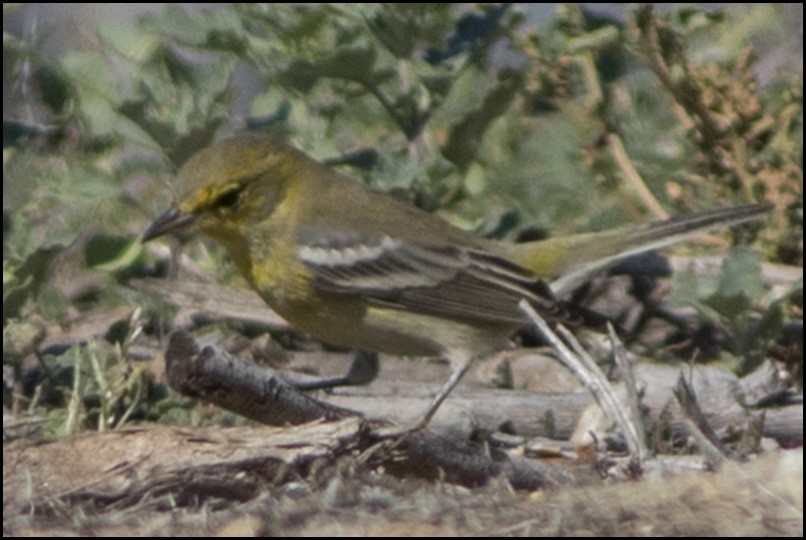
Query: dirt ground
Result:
<box><xmin>3</xmin><ymin>429</ymin><xmax>802</xmax><ymax>536</ymax></box>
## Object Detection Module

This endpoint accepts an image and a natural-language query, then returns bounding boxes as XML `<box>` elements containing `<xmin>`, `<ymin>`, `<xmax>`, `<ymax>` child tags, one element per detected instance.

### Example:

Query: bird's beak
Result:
<box><xmin>142</xmin><ymin>207</ymin><xmax>197</xmax><ymax>242</ymax></box>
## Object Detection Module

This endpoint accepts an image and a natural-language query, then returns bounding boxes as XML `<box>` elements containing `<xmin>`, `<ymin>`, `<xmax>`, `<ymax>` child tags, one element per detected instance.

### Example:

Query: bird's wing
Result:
<box><xmin>295</xmin><ymin>226</ymin><xmax>561</xmax><ymax>325</ymax></box>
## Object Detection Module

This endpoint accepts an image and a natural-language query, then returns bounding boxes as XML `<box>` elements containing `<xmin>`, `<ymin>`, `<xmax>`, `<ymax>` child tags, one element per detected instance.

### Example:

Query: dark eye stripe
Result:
<box><xmin>213</xmin><ymin>187</ymin><xmax>241</xmax><ymax>209</ymax></box>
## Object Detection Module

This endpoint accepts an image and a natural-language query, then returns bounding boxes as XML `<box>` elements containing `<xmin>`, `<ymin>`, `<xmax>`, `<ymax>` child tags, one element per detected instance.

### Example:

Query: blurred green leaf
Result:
<box><xmin>670</xmin><ymin>246</ymin><xmax>768</xmax><ymax>347</ymax></box>
<box><xmin>3</xmin><ymin>246</ymin><xmax>63</xmax><ymax>324</ymax></box>
<box><xmin>315</xmin><ymin>46</ymin><xmax>377</xmax><ymax>83</ymax></box>
<box><xmin>60</xmin><ymin>51</ymin><xmax>120</xmax><ymax>135</ymax></box>
<box><xmin>139</xmin><ymin>5</ymin><xmax>210</xmax><ymax>47</ymax></box>
<box><xmin>99</xmin><ymin>23</ymin><xmax>160</xmax><ymax>62</ymax></box>
<box><xmin>322</xmin><ymin>147</ymin><xmax>379</xmax><ymax>170</ymax></box>
<box><xmin>756</xmin><ymin>299</ymin><xmax>787</xmax><ymax>344</ymax></box>
<box><xmin>85</xmin><ymin>234</ymin><xmax>144</xmax><ymax>273</ymax></box>
<box><xmin>118</xmin><ymin>47</ymin><xmax>236</xmax><ymax>162</ymax></box>
<box><xmin>670</xmin><ymin>270</ymin><xmax>721</xmax><ymax>321</ymax></box>
<box><xmin>463</xmin><ymin>162</ymin><xmax>487</xmax><ymax>196</ymax></box>
<box><xmin>704</xmin><ymin>247</ymin><xmax>763</xmax><ymax>320</ymax></box>
<box><xmin>441</xmin><ymin>70</ymin><xmax>523</xmax><ymax>169</ymax></box>
<box><xmin>281</xmin><ymin>60</ymin><xmax>320</xmax><ymax>93</ymax></box>
<box><xmin>3</xmin><ymin>119</ymin><xmax>58</xmax><ymax>147</ymax></box>
<box><xmin>367</xmin><ymin>9</ymin><xmax>416</xmax><ymax>58</ymax></box>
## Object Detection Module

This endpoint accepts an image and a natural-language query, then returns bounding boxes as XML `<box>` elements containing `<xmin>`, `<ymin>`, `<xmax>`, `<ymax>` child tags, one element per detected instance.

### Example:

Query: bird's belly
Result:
<box><xmin>271</xmin><ymin>293</ymin><xmax>513</xmax><ymax>359</ymax></box>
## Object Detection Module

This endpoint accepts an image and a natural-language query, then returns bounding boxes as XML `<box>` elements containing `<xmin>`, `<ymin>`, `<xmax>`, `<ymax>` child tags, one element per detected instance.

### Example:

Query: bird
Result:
<box><xmin>143</xmin><ymin>134</ymin><xmax>770</xmax><ymax>429</ymax></box>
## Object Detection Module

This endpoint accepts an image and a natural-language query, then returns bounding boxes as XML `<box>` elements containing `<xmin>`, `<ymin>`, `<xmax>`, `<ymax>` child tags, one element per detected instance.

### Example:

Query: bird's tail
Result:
<box><xmin>505</xmin><ymin>204</ymin><xmax>771</xmax><ymax>295</ymax></box>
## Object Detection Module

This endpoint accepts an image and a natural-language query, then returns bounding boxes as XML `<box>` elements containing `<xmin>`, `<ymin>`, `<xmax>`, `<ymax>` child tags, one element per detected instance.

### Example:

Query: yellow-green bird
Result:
<box><xmin>144</xmin><ymin>135</ymin><xmax>770</xmax><ymax>428</ymax></box>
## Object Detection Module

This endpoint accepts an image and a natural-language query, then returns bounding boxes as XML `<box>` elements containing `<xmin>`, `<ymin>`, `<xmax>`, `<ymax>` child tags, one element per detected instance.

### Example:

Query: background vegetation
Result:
<box><xmin>3</xmin><ymin>4</ymin><xmax>802</xmax><ymax>435</ymax></box>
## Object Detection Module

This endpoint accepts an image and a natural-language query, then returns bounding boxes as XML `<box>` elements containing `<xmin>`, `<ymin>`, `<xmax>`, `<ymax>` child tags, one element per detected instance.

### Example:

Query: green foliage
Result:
<box><xmin>3</xmin><ymin>245</ymin><xmax>62</xmax><ymax>324</ymax></box>
<box><xmin>29</xmin><ymin>312</ymin><xmax>151</xmax><ymax>436</ymax></box>
<box><xmin>670</xmin><ymin>247</ymin><xmax>794</xmax><ymax>372</ymax></box>
<box><xmin>84</xmin><ymin>234</ymin><xmax>146</xmax><ymax>275</ymax></box>
<box><xmin>671</xmin><ymin>247</ymin><xmax>762</xmax><ymax>323</ymax></box>
<box><xmin>11</xmin><ymin>4</ymin><xmax>798</xmax><ymax>230</ymax></box>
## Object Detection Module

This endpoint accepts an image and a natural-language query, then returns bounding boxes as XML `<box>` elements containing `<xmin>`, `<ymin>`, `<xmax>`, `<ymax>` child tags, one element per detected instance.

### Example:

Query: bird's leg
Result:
<box><xmin>293</xmin><ymin>350</ymin><xmax>379</xmax><ymax>391</ymax></box>
<box><xmin>411</xmin><ymin>355</ymin><xmax>475</xmax><ymax>431</ymax></box>
<box><xmin>365</xmin><ymin>356</ymin><xmax>476</xmax><ymax>466</ymax></box>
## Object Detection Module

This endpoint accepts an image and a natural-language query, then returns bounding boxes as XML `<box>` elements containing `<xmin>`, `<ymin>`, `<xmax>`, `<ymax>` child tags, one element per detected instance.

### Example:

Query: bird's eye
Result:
<box><xmin>213</xmin><ymin>187</ymin><xmax>241</xmax><ymax>210</ymax></box>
